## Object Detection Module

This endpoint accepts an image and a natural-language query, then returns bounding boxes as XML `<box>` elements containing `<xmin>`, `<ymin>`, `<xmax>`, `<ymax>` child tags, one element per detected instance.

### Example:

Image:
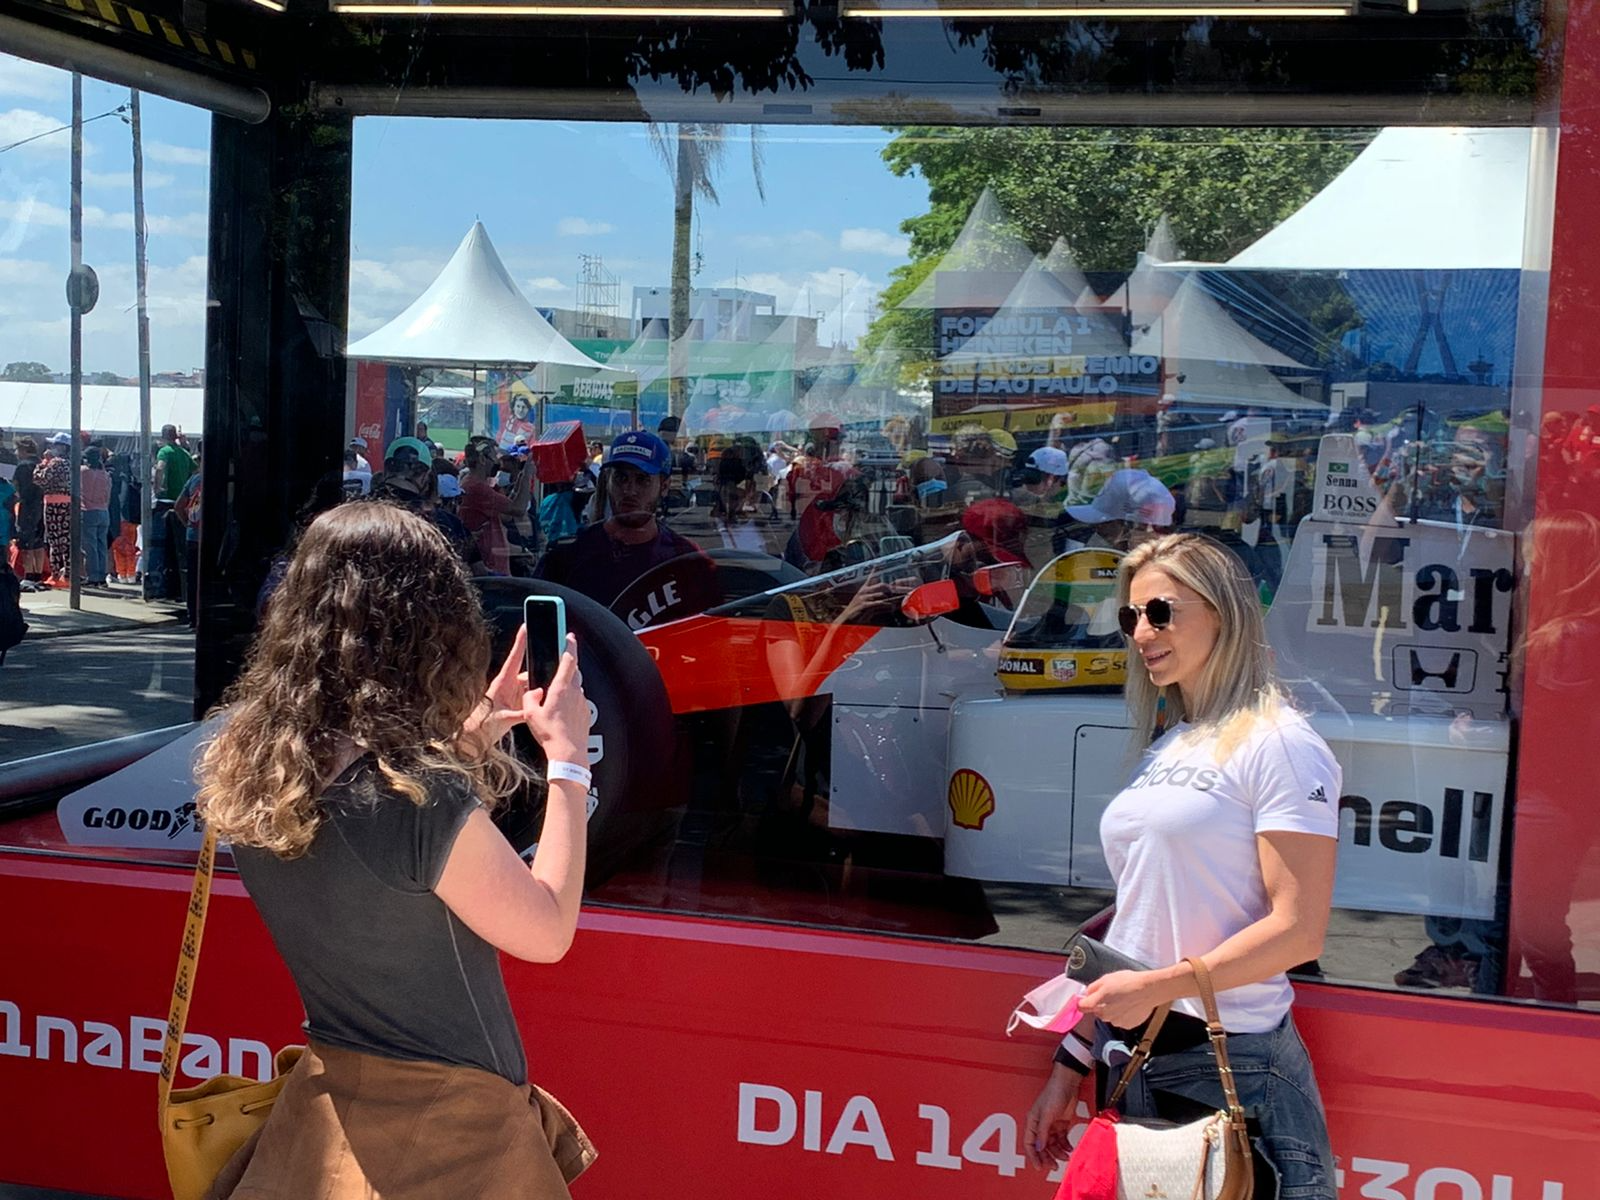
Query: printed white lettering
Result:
<box><xmin>1353</xmin><ymin>1158</ymin><xmax>1410</xmax><ymax>1200</ymax></box>
<box><xmin>181</xmin><ymin>1035</ymin><xmax>223</xmax><ymax>1080</ymax></box>
<box><xmin>82</xmin><ymin>1021</ymin><xmax>123</xmax><ymax>1069</ymax></box>
<box><xmin>35</xmin><ymin>1016</ymin><xmax>77</xmax><ymax>1063</ymax></box>
<box><xmin>128</xmin><ymin>1016</ymin><xmax>166</xmax><ymax>1073</ymax></box>
<box><xmin>824</xmin><ymin>1095</ymin><xmax>894</xmax><ymax>1161</ymax></box>
<box><xmin>0</xmin><ymin>1000</ymin><xmax>31</xmax><ymax>1058</ymax></box>
<box><xmin>960</xmin><ymin>1114</ymin><xmax>1025</xmax><ymax>1177</ymax></box>
<box><xmin>915</xmin><ymin>1105</ymin><xmax>963</xmax><ymax>1171</ymax></box>
<box><xmin>737</xmin><ymin>1083</ymin><xmax>797</xmax><ymax>1146</ymax></box>
<box><xmin>229</xmin><ymin>1039</ymin><xmax>272</xmax><ymax>1081</ymax></box>
<box><xmin>0</xmin><ymin>1002</ymin><xmax>276</xmax><ymax>1082</ymax></box>
<box><xmin>1417</xmin><ymin>1167</ymin><xmax>1483</xmax><ymax>1200</ymax></box>
<box><xmin>803</xmin><ymin>1089</ymin><xmax>823</xmax><ymax>1152</ymax></box>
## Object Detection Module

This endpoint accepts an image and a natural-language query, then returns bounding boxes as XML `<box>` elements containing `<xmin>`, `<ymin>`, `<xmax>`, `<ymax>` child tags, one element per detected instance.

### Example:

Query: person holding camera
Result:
<box><xmin>197</xmin><ymin>501</ymin><xmax>596</xmax><ymax>1196</ymax></box>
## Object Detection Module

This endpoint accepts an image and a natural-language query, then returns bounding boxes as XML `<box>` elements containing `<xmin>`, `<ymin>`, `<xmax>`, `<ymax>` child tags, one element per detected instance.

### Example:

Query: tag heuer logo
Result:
<box><xmin>1307</xmin><ymin>785</ymin><xmax>1328</xmax><ymax>804</ymax></box>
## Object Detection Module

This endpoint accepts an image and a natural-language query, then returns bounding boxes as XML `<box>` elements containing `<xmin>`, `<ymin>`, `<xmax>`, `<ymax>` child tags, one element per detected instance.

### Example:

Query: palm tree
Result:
<box><xmin>647</xmin><ymin>123</ymin><xmax>765</xmax><ymax>418</ymax></box>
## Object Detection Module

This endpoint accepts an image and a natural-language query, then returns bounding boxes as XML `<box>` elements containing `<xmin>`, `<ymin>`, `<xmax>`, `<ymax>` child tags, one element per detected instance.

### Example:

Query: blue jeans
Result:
<box><xmin>82</xmin><ymin>508</ymin><xmax>109</xmax><ymax>581</ymax></box>
<box><xmin>1097</xmin><ymin>1014</ymin><xmax>1336</xmax><ymax>1199</ymax></box>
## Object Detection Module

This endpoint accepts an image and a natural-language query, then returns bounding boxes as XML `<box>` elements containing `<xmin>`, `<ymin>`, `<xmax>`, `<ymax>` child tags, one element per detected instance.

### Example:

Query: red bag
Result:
<box><xmin>1053</xmin><ymin>1111</ymin><xmax>1120</xmax><ymax>1200</ymax></box>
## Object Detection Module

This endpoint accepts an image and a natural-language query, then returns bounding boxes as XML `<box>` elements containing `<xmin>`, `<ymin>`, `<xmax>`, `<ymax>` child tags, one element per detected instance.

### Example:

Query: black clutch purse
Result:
<box><xmin>1063</xmin><ymin>931</ymin><xmax>1152</xmax><ymax>984</ymax></box>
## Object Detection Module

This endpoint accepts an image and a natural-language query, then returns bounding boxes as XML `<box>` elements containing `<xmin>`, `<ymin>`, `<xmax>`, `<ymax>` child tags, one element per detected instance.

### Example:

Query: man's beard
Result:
<box><xmin>610</xmin><ymin>508</ymin><xmax>655</xmax><ymax>529</ymax></box>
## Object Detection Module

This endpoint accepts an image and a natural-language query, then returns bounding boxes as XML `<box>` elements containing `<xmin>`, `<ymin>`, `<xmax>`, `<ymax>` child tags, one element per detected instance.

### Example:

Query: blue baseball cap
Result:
<box><xmin>604</xmin><ymin>431</ymin><xmax>672</xmax><ymax>476</ymax></box>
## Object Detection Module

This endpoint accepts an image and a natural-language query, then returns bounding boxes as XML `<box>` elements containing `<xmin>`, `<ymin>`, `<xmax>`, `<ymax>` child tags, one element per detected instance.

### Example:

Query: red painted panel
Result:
<box><xmin>1506</xmin><ymin>0</ymin><xmax>1600</xmax><ymax>1005</ymax></box>
<box><xmin>640</xmin><ymin>614</ymin><xmax>879</xmax><ymax>714</ymax></box>
<box><xmin>2</xmin><ymin>856</ymin><xmax>1598</xmax><ymax>1199</ymax></box>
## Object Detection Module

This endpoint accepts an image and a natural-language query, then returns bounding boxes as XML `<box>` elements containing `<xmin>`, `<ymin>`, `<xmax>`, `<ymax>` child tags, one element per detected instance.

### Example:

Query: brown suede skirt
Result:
<box><xmin>206</xmin><ymin>1042</ymin><xmax>596</xmax><ymax>1200</ymax></box>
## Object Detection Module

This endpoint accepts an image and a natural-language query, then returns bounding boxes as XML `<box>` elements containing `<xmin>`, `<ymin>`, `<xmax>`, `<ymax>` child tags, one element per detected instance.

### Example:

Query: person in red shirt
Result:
<box><xmin>456</xmin><ymin>437</ymin><xmax>532</xmax><ymax>575</ymax></box>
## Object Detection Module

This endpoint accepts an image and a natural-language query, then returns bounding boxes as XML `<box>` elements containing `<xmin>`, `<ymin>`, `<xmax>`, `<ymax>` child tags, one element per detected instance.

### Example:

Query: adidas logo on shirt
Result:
<box><xmin>1307</xmin><ymin>785</ymin><xmax>1329</xmax><ymax>804</ymax></box>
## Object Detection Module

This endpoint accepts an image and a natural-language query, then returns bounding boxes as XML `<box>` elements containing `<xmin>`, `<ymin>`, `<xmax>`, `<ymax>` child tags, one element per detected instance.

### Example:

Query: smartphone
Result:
<box><xmin>523</xmin><ymin>595</ymin><xmax>567</xmax><ymax>691</ymax></box>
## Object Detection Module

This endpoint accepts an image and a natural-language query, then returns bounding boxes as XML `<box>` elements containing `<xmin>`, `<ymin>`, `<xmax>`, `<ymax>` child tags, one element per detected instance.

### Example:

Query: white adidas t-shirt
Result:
<box><xmin>1100</xmin><ymin>711</ymin><xmax>1340</xmax><ymax>1032</ymax></box>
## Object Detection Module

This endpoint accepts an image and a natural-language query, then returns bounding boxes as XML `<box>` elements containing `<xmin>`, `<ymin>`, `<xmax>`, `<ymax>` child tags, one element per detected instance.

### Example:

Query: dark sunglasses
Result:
<box><xmin>1117</xmin><ymin>597</ymin><xmax>1196</xmax><ymax>637</ymax></box>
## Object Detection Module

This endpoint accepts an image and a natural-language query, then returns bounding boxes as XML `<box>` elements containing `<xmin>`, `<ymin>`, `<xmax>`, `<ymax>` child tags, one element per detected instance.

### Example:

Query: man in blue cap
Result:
<box><xmin>538</xmin><ymin>431</ymin><xmax>717</xmax><ymax>627</ymax></box>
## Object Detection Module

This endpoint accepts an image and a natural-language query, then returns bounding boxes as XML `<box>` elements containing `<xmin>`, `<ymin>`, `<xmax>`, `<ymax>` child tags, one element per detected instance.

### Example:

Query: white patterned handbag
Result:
<box><xmin>1061</xmin><ymin>956</ymin><xmax>1254</xmax><ymax>1200</ymax></box>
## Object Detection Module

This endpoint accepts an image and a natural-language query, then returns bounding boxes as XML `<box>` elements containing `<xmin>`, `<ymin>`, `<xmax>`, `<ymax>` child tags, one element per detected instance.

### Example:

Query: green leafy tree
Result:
<box><xmin>864</xmin><ymin>127</ymin><xmax>1370</xmax><ymax>361</ymax></box>
<box><xmin>2</xmin><ymin>361</ymin><xmax>53</xmax><ymax>382</ymax></box>
<box><xmin>87</xmin><ymin>371</ymin><xmax>123</xmax><ymax>386</ymax></box>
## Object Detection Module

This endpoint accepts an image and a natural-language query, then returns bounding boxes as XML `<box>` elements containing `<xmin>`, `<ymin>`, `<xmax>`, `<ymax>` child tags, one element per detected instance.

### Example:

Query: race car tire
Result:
<box><xmin>474</xmin><ymin>576</ymin><xmax>680</xmax><ymax>881</ymax></box>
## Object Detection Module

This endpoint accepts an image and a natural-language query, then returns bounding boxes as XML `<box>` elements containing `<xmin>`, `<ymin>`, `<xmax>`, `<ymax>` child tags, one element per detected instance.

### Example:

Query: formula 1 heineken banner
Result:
<box><xmin>932</xmin><ymin>306</ymin><xmax>1150</xmax><ymax>406</ymax></box>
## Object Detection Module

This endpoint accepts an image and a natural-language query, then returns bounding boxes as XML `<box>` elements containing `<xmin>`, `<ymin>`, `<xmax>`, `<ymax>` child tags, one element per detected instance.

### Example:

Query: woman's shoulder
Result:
<box><xmin>1233</xmin><ymin>705</ymin><xmax>1330</xmax><ymax>757</ymax></box>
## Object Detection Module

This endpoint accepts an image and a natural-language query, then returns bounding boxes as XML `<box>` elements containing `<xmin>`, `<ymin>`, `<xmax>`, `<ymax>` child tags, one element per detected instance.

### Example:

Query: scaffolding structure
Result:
<box><xmin>575</xmin><ymin>252</ymin><xmax>621</xmax><ymax>339</ymax></box>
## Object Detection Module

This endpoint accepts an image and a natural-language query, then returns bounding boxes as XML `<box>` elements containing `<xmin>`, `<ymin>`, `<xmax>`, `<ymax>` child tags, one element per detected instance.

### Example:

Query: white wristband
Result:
<box><xmin>546</xmin><ymin>761</ymin><xmax>592</xmax><ymax>789</ymax></box>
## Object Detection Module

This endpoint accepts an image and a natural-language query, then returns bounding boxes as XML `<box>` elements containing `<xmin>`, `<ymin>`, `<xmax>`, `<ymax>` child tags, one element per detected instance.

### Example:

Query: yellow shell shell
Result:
<box><xmin>948</xmin><ymin>768</ymin><xmax>996</xmax><ymax>831</ymax></box>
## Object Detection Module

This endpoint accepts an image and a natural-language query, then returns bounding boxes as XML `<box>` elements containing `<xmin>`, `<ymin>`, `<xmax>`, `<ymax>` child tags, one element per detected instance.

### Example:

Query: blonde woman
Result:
<box><xmin>1026</xmin><ymin>532</ymin><xmax>1339</xmax><ymax>1199</ymax></box>
<box><xmin>196</xmin><ymin>502</ymin><xmax>595</xmax><ymax>1198</ymax></box>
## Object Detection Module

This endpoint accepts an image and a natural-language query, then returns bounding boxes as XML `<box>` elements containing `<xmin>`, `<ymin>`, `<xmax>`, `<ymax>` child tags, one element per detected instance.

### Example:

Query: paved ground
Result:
<box><xmin>1</xmin><ymin>584</ymin><xmax>194</xmax><ymax>762</ymax></box>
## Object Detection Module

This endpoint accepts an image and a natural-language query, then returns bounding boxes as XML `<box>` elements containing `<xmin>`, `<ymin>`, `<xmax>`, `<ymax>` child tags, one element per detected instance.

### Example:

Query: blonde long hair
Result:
<box><xmin>1118</xmin><ymin>533</ymin><xmax>1286</xmax><ymax>756</ymax></box>
<box><xmin>196</xmin><ymin>502</ymin><xmax>529</xmax><ymax>857</ymax></box>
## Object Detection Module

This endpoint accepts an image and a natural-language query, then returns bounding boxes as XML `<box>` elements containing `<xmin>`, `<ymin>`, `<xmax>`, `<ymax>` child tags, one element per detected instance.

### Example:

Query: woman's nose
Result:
<box><xmin>1131</xmin><ymin>617</ymin><xmax>1157</xmax><ymax>644</ymax></box>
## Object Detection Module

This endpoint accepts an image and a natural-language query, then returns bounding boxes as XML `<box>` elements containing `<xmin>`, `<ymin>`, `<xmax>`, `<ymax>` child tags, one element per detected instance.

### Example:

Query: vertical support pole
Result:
<box><xmin>131</xmin><ymin>89</ymin><xmax>154</xmax><ymax>603</ymax></box>
<box><xmin>68</xmin><ymin>72</ymin><xmax>82</xmax><ymax>611</ymax></box>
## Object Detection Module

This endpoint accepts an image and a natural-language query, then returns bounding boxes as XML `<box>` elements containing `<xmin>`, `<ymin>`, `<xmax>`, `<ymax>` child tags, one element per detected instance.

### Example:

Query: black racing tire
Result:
<box><xmin>475</xmin><ymin>577</ymin><xmax>680</xmax><ymax>882</ymax></box>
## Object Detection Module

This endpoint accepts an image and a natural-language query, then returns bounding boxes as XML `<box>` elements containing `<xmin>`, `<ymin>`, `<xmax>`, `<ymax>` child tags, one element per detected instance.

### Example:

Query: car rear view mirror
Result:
<box><xmin>902</xmin><ymin>579</ymin><xmax>960</xmax><ymax>622</ymax></box>
<box><xmin>971</xmin><ymin>563</ymin><xmax>1029</xmax><ymax>598</ymax></box>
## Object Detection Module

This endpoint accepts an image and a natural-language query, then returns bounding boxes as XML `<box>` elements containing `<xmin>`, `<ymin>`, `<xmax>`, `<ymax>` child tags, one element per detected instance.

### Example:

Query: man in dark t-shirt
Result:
<box><xmin>538</xmin><ymin>430</ymin><xmax>719</xmax><ymax>628</ymax></box>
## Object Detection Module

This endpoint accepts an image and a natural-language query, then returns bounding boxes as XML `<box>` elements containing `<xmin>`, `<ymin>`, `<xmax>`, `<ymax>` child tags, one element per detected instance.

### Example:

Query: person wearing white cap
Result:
<box><xmin>348</xmin><ymin>437</ymin><xmax>371</xmax><ymax>473</ymax></box>
<box><xmin>1053</xmin><ymin>468</ymin><xmax>1176</xmax><ymax>557</ymax></box>
<box><xmin>1012</xmin><ymin>445</ymin><xmax>1073</xmax><ymax>568</ymax></box>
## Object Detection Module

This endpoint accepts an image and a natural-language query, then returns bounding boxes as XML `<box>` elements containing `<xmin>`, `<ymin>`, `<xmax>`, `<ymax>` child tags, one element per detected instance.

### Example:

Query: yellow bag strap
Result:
<box><xmin>158</xmin><ymin>822</ymin><xmax>217</xmax><ymax>1129</ymax></box>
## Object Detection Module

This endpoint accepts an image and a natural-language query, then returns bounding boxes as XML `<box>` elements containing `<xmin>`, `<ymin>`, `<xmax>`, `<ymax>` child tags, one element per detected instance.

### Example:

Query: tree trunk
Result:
<box><xmin>668</xmin><ymin>128</ymin><xmax>695</xmax><ymax>420</ymax></box>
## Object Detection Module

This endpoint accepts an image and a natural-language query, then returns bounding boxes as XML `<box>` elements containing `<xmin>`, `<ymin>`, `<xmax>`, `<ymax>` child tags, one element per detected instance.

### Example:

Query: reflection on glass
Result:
<box><xmin>332</xmin><ymin>116</ymin><xmax>1578</xmax><ymax>1005</ymax></box>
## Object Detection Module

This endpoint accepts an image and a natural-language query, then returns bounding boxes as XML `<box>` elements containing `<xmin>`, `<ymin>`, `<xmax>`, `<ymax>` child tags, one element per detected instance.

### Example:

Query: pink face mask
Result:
<box><xmin>1006</xmin><ymin>972</ymin><xmax>1086</xmax><ymax>1036</ymax></box>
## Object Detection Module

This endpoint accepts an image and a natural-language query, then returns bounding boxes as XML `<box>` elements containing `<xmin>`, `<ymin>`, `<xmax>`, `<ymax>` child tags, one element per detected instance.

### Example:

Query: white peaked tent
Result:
<box><xmin>347</xmin><ymin>222</ymin><xmax>609</xmax><ymax>370</ymax></box>
<box><xmin>898</xmin><ymin>186</ymin><xmax>1036</xmax><ymax>310</ymax></box>
<box><xmin>1228</xmin><ymin>128</ymin><xmax>1531</xmax><ymax>271</ymax></box>
<box><xmin>1132</xmin><ymin>276</ymin><xmax>1307</xmax><ymax>371</ymax></box>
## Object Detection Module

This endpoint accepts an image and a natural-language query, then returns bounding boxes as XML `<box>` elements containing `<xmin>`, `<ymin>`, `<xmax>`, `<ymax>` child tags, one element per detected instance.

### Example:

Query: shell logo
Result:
<box><xmin>948</xmin><ymin>768</ymin><xmax>996</xmax><ymax>831</ymax></box>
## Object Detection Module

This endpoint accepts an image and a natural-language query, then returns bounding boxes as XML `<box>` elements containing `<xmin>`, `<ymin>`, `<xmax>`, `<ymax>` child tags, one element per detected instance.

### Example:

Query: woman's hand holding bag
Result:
<box><xmin>1050</xmin><ymin>957</ymin><xmax>1254</xmax><ymax>1200</ymax></box>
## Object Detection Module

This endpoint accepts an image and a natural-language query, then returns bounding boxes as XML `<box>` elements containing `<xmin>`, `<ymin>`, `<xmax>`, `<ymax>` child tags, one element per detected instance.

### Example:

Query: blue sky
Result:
<box><xmin>0</xmin><ymin>53</ymin><xmax>211</xmax><ymax>377</ymax></box>
<box><xmin>0</xmin><ymin>50</ymin><xmax>928</xmax><ymax>375</ymax></box>
<box><xmin>349</xmin><ymin>118</ymin><xmax>925</xmax><ymax>349</ymax></box>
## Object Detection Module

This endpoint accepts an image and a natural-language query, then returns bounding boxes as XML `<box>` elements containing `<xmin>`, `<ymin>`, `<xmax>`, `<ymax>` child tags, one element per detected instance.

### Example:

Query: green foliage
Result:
<box><xmin>863</xmin><ymin>127</ymin><xmax>1369</xmax><ymax>360</ymax></box>
<box><xmin>2</xmin><ymin>361</ymin><xmax>53</xmax><ymax>382</ymax></box>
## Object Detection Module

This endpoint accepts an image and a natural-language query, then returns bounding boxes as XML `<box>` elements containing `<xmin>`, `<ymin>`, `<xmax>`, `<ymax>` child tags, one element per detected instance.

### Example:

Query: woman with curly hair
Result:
<box><xmin>196</xmin><ymin>501</ymin><xmax>596</xmax><ymax>1198</ymax></box>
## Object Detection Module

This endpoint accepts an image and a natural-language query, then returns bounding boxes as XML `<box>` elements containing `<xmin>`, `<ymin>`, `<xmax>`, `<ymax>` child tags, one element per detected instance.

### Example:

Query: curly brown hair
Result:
<box><xmin>196</xmin><ymin>501</ymin><xmax>529</xmax><ymax>856</ymax></box>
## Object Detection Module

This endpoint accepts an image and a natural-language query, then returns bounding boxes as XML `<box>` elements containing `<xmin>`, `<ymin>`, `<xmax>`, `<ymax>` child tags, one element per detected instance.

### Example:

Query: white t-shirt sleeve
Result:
<box><xmin>1242</xmin><ymin>720</ymin><xmax>1341</xmax><ymax>839</ymax></box>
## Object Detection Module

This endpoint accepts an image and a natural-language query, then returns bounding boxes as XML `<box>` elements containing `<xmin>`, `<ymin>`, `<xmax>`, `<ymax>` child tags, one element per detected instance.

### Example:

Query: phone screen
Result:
<box><xmin>523</xmin><ymin>595</ymin><xmax>567</xmax><ymax>691</ymax></box>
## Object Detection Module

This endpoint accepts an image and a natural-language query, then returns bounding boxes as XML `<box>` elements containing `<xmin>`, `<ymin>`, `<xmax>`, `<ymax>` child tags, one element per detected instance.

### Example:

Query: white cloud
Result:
<box><xmin>0</xmin><ymin>108</ymin><xmax>69</xmax><ymax>157</ymax></box>
<box><xmin>840</xmin><ymin>227</ymin><xmax>910</xmax><ymax>257</ymax></box>
<box><xmin>83</xmin><ymin>168</ymin><xmax>176</xmax><ymax>192</ymax></box>
<box><xmin>0</xmin><ymin>253</ymin><xmax>210</xmax><ymax>377</ymax></box>
<box><xmin>734</xmin><ymin>229</ymin><xmax>829</xmax><ymax>252</ymax></box>
<box><xmin>0</xmin><ymin>56</ymin><xmax>65</xmax><ymax>103</ymax></box>
<box><xmin>711</xmin><ymin>265</ymin><xmax>879</xmax><ymax>346</ymax></box>
<box><xmin>0</xmin><ymin>197</ymin><xmax>205</xmax><ymax>240</ymax></box>
<box><xmin>145</xmin><ymin>141</ymin><xmax>208</xmax><ymax>167</ymax></box>
<box><xmin>556</xmin><ymin>217</ymin><xmax>613</xmax><ymax>237</ymax></box>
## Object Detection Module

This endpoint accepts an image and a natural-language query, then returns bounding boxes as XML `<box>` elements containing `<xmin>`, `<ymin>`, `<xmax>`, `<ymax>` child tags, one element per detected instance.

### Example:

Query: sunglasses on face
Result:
<box><xmin>1117</xmin><ymin>597</ymin><xmax>1197</xmax><ymax>637</ymax></box>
